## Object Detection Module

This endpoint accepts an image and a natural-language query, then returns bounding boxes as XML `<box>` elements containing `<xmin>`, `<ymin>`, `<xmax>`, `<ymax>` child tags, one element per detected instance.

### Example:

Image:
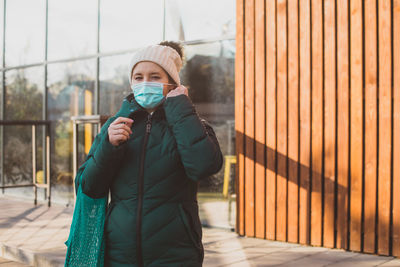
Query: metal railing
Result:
<box><xmin>71</xmin><ymin>115</ymin><xmax>109</xmax><ymax>199</ymax></box>
<box><xmin>0</xmin><ymin>120</ymin><xmax>51</xmax><ymax>206</ymax></box>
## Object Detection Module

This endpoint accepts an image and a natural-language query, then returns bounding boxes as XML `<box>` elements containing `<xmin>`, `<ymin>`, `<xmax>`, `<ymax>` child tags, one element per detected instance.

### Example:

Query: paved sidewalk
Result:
<box><xmin>1</xmin><ymin>195</ymin><xmax>400</xmax><ymax>267</ymax></box>
<box><xmin>0</xmin><ymin>257</ymin><xmax>30</xmax><ymax>266</ymax></box>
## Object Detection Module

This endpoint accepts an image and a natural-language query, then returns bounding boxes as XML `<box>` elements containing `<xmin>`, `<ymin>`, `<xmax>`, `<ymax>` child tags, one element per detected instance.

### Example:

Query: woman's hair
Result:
<box><xmin>158</xmin><ymin>41</ymin><xmax>184</xmax><ymax>61</ymax></box>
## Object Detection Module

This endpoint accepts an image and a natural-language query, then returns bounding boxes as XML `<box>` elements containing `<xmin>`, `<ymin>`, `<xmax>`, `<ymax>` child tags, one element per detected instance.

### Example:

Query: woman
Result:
<box><xmin>78</xmin><ymin>41</ymin><xmax>223</xmax><ymax>266</ymax></box>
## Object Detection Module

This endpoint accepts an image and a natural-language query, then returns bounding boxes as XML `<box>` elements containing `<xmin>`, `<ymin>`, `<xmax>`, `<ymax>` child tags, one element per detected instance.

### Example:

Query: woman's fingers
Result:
<box><xmin>112</xmin><ymin>117</ymin><xmax>133</xmax><ymax>127</ymax></box>
<box><xmin>166</xmin><ymin>85</ymin><xmax>188</xmax><ymax>98</ymax></box>
<box><xmin>111</xmin><ymin>123</ymin><xmax>132</xmax><ymax>134</ymax></box>
<box><xmin>111</xmin><ymin>128</ymin><xmax>130</xmax><ymax>138</ymax></box>
<box><xmin>114</xmin><ymin>134</ymin><xmax>129</xmax><ymax>141</ymax></box>
<box><xmin>108</xmin><ymin>117</ymin><xmax>134</xmax><ymax>146</ymax></box>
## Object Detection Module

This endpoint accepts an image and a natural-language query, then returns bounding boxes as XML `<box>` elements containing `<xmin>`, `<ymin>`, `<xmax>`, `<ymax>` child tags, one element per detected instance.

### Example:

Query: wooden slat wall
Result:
<box><xmin>323</xmin><ymin>0</ymin><xmax>336</xmax><ymax>249</ymax></box>
<box><xmin>287</xmin><ymin>0</ymin><xmax>299</xmax><ymax>244</ymax></box>
<box><xmin>235</xmin><ymin>0</ymin><xmax>245</xmax><ymax>236</ymax></box>
<box><xmin>276</xmin><ymin>0</ymin><xmax>288</xmax><ymax>242</ymax></box>
<box><xmin>364</xmin><ymin>0</ymin><xmax>378</xmax><ymax>254</ymax></box>
<box><xmin>336</xmin><ymin>0</ymin><xmax>349</xmax><ymax>250</ymax></box>
<box><xmin>311</xmin><ymin>0</ymin><xmax>323</xmax><ymax>247</ymax></box>
<box><xmin>255</xmin><ymin>0</ymin><xmax>266</xmax><ymax>239</ymax></box>
<box><xmin>235</xmin><ymin>0</ymin><xmax>399</xmax><ymax>256</ymax></box>
<box><xmin>350</xmin><ymin>0</ymin><xmax>363</xmax><ymax>252</ymax></box>
<box><xmin>298</xmin><ymin>0</ymin><xmax>311</xmax><ymax>245</ymax></box>
<box><xmin>265</xmin><ymin>0</ymin><xmax>277</xmax><ymax>241</ymax></box>
<box><xmin>393</xmin><ymin>0</ymin><xmax>400</xmax><ymax>257</ymax></box>
<box><xmin>378</xmin><ymin>0</ymin><xmax>392</xmax><ymax>256</ymax></box>
<box><xmin>244</xmin><ymin>0</ymin><xmax>256</xmax><ymax>238</ymax></box>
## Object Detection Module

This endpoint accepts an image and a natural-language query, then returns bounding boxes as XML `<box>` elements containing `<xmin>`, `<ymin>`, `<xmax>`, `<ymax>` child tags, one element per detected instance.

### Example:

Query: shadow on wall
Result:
<box><xmin>235</xmin><ymin>131</ymin><xmax>393</xmax><ymax>254</ymax></box>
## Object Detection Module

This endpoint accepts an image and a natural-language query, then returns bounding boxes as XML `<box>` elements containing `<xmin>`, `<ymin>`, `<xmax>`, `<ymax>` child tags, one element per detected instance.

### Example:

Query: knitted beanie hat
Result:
<box><xmin>129</xmin><ymin>45</ymin><xmax>183</xmax><ymax>86</ymax></box>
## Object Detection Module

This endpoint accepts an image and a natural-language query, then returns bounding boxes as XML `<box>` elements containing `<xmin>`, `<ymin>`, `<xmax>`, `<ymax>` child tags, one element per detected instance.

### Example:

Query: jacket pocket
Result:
<box><xmin>177</xmin><ymin>202</ymin><xmax>204</xmax><ymax>263</ymax></box>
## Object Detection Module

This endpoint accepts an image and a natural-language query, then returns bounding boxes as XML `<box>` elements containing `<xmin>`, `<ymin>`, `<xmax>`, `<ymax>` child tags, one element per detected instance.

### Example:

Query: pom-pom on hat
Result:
<box><xmin>129</xmin><ymin>44</ymin><xmax>183</xmax><ymax>86</ymax></box>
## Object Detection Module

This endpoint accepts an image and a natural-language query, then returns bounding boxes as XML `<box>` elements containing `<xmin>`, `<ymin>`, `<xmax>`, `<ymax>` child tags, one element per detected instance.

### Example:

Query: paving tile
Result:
<box><xmin>238</xmin><ymin>255</ymin><xmax>290</xmax><ymax>266</ymax></box>
<box><xmin>240</xmin><ymin>246</ymin><xmax>284</xmax><ymax>255</ymax></box>
<box><xmin>325</xmin><ymin>253</ymin><xmax>394</xmax><ymax>267</ymax></box>
<box><xmin>303</xmin><ymin>249</ymin><xmax>359</xmax><ymax>263</ymax></box>
<box><xmin>379</xmin><ymin>258</ymin><xmax>400</xmax><ymax>266</ymax></box>
<box><xmin>279</xmin><ymin>254</ymin><xmax>335</xmax><ymax>267</ymax></box>
<box><xmin>0</xmin><ymin>257</ymin><xmax>30</xmax><ymax>266</ymax></box>
<box><xmin>284</xmin><ymin>245</ymin><xmax>329</xmax><ymax>253</ymax></box>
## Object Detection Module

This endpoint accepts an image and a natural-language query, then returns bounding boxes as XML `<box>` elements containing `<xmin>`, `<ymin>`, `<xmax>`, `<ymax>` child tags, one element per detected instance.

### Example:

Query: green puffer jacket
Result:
<box><xmin>78</xmin><ymin>93</ymin><xmax>223</xmax><ymax>267</ymax></box>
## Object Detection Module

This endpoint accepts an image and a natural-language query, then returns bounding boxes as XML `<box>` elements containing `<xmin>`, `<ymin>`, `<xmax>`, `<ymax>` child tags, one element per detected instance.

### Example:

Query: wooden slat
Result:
<box><xmin>393</xmin><ymin>0</ymin><xmax>400</xmax><ymax>257</ymax></box>
<box><xmin>266</xmin><ymin>0</ymin><xmax>277</xmax><ymax>241</ymax></box>
<box><xmin>244</xmin><ymin>0</ymin><xmax>256</xmax><ymax>237</ymax></box>
<box><xmin>349</xmin><ymin>0</ymin><xmax>363</xmax><ymax>252</ymax></box>
<box><xmin>235</xmin><ymin>0</ymin><xmax>245</xmax><ymax>236</ymax></box>
<box><xmin>377</xmin><ymin>0</ymin><xmax>392</xmax><ymax>256</ymax></box>
<box><xmin>287</xmin><ymin>0</ymin><xmax>299</xmax><ymax>244</ymax></box>
<box><xmin>276</xmin><ymin>0</ymin><xmax>288</xmax><ymax>242</ymax></box>
<box><xmin>323</xmin><ymin>0</ymin><xmax>336</xmax><ymax>249</ymax></box>
<box><xmin>336</xmin><ymin>0</ymin><xmax>349</xmax><ymax>250</ymax></box>
<box><xmin>299</xmin><ymin>0</ymin><xmax>311</xmax><ymax>245</ymax></box>
<box><xmin>311</xmin><ymin>0</ymin><xmax>323</xmax><ymax>247</ymax></box>
<box><xmin>363</xmin><ymin>0</ymin><xmax>378</xmax><ymax>254</ymax></box>
<box><xmin>254</xmin><ymin>0</ymin><xmax>266</xmax><ymax>239</ymax></box>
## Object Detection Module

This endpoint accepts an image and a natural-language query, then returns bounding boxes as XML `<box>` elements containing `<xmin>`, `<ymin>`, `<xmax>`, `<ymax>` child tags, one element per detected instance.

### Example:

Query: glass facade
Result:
<box><xmin>0</xmin><ymin>0</ymin><xmax>236</xmax><ymax>228</ymax></box>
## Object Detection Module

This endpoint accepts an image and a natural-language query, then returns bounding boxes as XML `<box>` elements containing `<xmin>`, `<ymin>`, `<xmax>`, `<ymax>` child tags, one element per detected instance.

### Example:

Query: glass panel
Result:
<box><xmin>165</xmin><ymin>0</ymin><xmax>236</xmax><ymax>42</ymax></box>
<box><xmin>99</xmin><ymin>53</ymin><xmax>133</xmax><ymax>115</ymax></box>
<box><xmin>0</xmin><ymin>0</ymin><xmax>4</xmax><ymax>65</ymax></box>
<box><xmin>100</xmin><ymin>0</ymin><xmax>163</xmax><ymax>53</ymax></box>
<box><xmin>181</xmin><ymin>41</ymin><xmax>235</xmax><ymax>228</ymax></box>
<box><xmin>3</xmin><ymin>67</ymin><xmax>44</xmax><ymax>191</ymax></box>
<box><xmin>5</xmin><ymin>67</ymin><xmax>44</xmax><ymax>120</ymax></box>
<box><xmin>48</xmin><ymin>0</ymin><xmax>97</xmax><ymax>60</ymax></box>
<box><xmin>5</xmin><ymin>0</ymin><xmax>46</xmax><ymax>66</ymax></box>
<box><xmin>0</xmin><ymin>72</ymin><xmax>3</xmax><ymax>190</ymax></box>
<box><xmin>47</xmin><ymin>60</ymin><xmax>95</xmax><ymax>205</ymax></box>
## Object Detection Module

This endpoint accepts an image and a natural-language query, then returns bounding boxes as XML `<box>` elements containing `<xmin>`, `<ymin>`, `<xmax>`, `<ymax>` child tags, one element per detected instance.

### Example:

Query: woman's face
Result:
<box><xmin>131</xmin><ymin>61</ymin><xmax>174</xmax><ymax>96</ymax></box>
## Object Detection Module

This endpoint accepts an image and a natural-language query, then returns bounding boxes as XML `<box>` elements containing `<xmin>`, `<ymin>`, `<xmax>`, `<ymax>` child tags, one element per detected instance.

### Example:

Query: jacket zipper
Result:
<box><xmin>136</xmin><ymin>114</ymin><xmax>152</xmax><ymax>267</ymax></box>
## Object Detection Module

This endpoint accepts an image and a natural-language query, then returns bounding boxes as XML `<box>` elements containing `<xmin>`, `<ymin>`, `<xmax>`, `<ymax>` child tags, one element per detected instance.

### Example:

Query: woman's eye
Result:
<box><xmin>151</xmin><ymin>76</ymin><xmax>160</xmax><ymax>79</ymax></box>
<box><xmin>135</xmin><ymin>77</ymin><xmax>142</xmax><ymax>80</ymax></box>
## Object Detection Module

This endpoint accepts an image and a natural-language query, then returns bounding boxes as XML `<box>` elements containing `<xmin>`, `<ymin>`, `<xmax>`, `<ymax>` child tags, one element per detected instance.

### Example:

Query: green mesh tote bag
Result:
<box><xmin>64</xmin><ymin>161</ymin><xmax>108</xmax><ymax>267</ymax></box>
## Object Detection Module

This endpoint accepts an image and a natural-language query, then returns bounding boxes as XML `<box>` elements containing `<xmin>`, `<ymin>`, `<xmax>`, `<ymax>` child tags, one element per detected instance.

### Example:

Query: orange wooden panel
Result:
<box><xmin>393</xmin><ymin>0</ymin><xmax>400</xmax><ymax>257</ymax></box>
<box><xmin>363</xmin><ymin>0</ymin><xmax>378</xmax><ymax>254</ymax></box>
<box><xmin>299</xmin><ymin>0</ymin><xmax>311</xmax><ymax>245</ymax></box>
<box><xmin>377</xmin><ymin>0</ymin><xmax>392</xmax><ymax>256</ymax></box>
<box><xmin>336</xmin><ymin>0</ymin><xmax>349</xmax><ymax>250</ymax></box>
<box><xmin>244</xmin><ymin>0</ymin><xmax>256</xmax><ymax>237</ymax></box>
<box><xmin>265</xmin><ymin>0</ymin><xmax>277</xmax><ymax>241</ymax></box>
<box><xmin>323</xmin><ymin>0</ymin><xmax>336</xmax><ymax>249</ymax></box>
<box><xmin>350</xmin><ymin>0</ymin><xmax>363</xmax><ymax>252</ymax></box>
<box><xmin>287</xmin><ymin>0</ymin><xmax>299</xmax><ymax>244</ymax></box>
<box><xmin>254</xmin><ymin>0</ymin><xmax>266</xmax><ymax>239</ymax></box>
<box><xmin>276</xmin><ymin>0</ymin><xmax>288</xmax><ymax>242</ymax></box>
<box><xmin>235</xmin><ymin>0</ymin><xmax>245</xmax><ymax>236</ymax></box>
<box><xmin>311</xmin><ymin>0</ymin><xmax>323</xmax><ymax>247</ymax></box>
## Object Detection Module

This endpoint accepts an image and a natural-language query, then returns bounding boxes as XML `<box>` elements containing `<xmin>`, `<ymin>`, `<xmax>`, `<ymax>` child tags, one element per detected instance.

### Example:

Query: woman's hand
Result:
<box><xmin>108</xmin><ymin>117</ymin><xmax>133</xmax><ymax>146</ymax></box>
<box><xmin>166</xmin><ymin>85</ymin><xmax>188</xmax><ymax>98</ymax></box>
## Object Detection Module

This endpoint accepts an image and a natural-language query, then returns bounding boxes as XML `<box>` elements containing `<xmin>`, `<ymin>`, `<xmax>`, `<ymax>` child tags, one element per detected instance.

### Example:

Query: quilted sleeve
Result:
<box><xmin>163</xmin><ymin>94</ymin><xmax>223</xmax><ymax>181</ymax></box>
<box><xmin>78</xmin><ymin>116</ymin><xmax>128</xmax><ymax>198</ymax></box>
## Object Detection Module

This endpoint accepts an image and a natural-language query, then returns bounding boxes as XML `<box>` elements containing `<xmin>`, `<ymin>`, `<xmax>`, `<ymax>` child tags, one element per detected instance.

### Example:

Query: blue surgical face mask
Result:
<box><xmin>131</xmin><ymin>82</ymin><xmax>165</xmax><ymax>109</ymax></box>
